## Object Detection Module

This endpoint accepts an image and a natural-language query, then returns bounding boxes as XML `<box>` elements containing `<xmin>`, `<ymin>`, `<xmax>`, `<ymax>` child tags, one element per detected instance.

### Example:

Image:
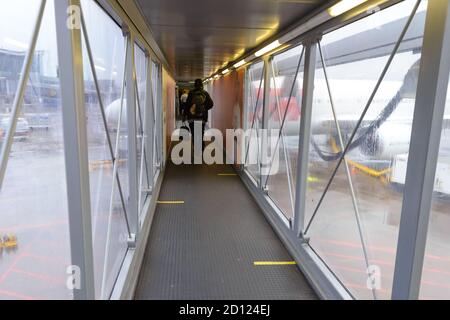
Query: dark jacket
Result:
<box><xmin>185</xmin><ymin>88</ymin><xmax>214</xmax><ymax>122</ymax></box>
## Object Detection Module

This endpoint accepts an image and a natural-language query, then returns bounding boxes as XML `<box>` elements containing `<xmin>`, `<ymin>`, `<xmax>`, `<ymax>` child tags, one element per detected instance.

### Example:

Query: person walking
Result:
<box><xmin>185</xmin><ymin>79</ymin><xmax>214</xmax><ymax>152</ymax></box>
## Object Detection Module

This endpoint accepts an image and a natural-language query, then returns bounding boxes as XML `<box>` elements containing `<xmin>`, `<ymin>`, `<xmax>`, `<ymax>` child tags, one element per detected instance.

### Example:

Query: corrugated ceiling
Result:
<box><xmin>134</xmin><ymin>0</ymin><xmax>326</xmax><ymax>81</ymax></box>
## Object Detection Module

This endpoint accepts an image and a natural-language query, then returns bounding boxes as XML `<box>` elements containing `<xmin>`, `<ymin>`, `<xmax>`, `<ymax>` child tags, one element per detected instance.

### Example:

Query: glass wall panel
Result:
<box><xmin>0</xmin><ymin>0</ymin><xmax>72</xmax><ymax>300</ymax></box>
<box><xmin>244</xmin><ymin>61</ymin><xmax>264</xmax><ymax>182</ymax></box>
<box><xmin>420</xmin><ymin>70</ymin><xmax>450</xmax><ymax>300</ymax></box>
<box><xmin>265</xmin><ymin>46</ymin><xmax>305</xmax><ymax>220</ymax></box>
<box><xmin>81</xmin><ymin>0</ymin><xmax>129</xmax><ymax>299</ymax></box>
<box><xmin>304</xmin><ymin>0</ymin><xmax>428</xmax><ymax>299</ymax></box>
<box><xmin>134</xmin><ymin>44</ymin><xmax>151</xmax><ymax>215</ymax></box>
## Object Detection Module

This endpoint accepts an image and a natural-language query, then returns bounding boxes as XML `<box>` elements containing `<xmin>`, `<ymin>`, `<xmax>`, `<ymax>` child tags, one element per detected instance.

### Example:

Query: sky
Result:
<box><xmin>0</xmin><ymin>0</ymin><xmax>125</xmax><ymax>81</ymax></box>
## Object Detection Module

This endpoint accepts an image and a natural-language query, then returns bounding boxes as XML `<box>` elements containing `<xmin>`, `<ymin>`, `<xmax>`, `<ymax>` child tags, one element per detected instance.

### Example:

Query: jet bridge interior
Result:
<box><xmin>0</xmin><ymin>0</ymin><xmax>450</xmax><ymax>301</ymax></box>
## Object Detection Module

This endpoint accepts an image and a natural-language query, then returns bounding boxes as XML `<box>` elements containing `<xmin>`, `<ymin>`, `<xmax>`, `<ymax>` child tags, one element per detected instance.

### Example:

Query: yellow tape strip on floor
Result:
<box><xmin>157</xmin><ymin>201</ymin><xmax>185</xmax><ymax>205</ymax></box>
<box><xmin>253</xmin><ymin>261</ymin><xmax>297</xmax><ymax>266</ymax></box>
<box><xmin>218</xmin><ymin>173</ymin><xmax>238</xmax><ymax>176</ymax></box>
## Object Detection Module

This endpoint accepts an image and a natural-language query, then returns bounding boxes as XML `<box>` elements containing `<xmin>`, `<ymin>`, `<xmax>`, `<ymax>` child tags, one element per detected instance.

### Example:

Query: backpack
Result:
<box><xmin>190</xmin><ymin>90</ymin><xmax>207</xmax><ymax>119</ymax></box>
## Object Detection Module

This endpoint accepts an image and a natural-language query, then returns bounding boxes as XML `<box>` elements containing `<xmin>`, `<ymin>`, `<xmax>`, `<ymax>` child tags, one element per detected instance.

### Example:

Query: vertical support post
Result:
<box><xmin>157</xmin><ymin>64</ymin><xmax>165</xmax><ymax>171</ymax></box>
<box><xmin>294</xmin><ymin>39</ymin><xmax>318</xmax><ymax>238</ymax></box>
<box><xmin>158</xmin><ymin>65</ymin><xmax>164</xmax><ymax>169</ymax></box>
<box><xmin>240</xmin><ymin>66</ymin><xmax>249</xmax><ymax>171</ymax></box>
<box><xmin>392</xmin><ymin>0</ymin><xmax>450</xmax><ymax>300</ymax></box>
<box><xmin>260</xmin><ymin>57</ymin><xmax>271</xmax><ymax>189</ymax></box>
<box><xmin>243</xmin><ymin>67</ymin><xmax>252</xmax><ymax>171</ymax></box>
<box><xmin>145</xmin><ymin>50</ymin><xmax>154</xmax><ymax>193</ymax></box>
<box><xmin>124</xmin><ymin>27</ymin><xmax>138</xmax><ymax>242</ymax></box>
<box><xmin>54</xmin><ymin>0</ymin><xmax>95</xmax><ymax>299</ymax></box>
<box><xmin>153</xmin><ymin>62</ymin><xmax>162</xmax><ymax>172</ymax></box>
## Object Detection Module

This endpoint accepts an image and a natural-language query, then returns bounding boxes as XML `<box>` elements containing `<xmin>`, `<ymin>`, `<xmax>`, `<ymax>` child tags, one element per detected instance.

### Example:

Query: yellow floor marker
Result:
<box><xmin>157</xmin><ymin>200</ymin><xmax>185</xmax><ymax>205</ymax></box>
<box><xmin>307</xmin><ymin>176</ymin><xmax>319</xmax><ymax>183</ymax></box>
<box><xmin>253</xmin><ymin>261</ymin><xmax>297</xmax><ymax>266</ymax></box>
<box><xmin>218</xmin><ymin>173</ymin><xmax>238</xmax><ymax>176</ymax></box>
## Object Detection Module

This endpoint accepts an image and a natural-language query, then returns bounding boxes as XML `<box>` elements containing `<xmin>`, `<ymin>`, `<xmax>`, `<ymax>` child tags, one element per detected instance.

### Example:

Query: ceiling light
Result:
<box><xmin>222</xmin><ymin>69</ymin><xmax>230</xmax><ymax>75</ymax></box>
<box><xmin>233</xmin><ymin>59</ymin><xmax>246</xmax><ymax>69</ymax></box>
<box><xmin>255</xmin><ymin>40</ymin><xmax>281</xmax><ymax>57</ymax></box>
<box><xmin>328</xmin><ymin>0</ymin><xmax>367</xmax><ymax>17</ymax></box>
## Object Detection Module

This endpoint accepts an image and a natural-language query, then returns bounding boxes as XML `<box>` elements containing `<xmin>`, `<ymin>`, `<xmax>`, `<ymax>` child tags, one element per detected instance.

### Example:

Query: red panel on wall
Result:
<box><xmin>208</xmin><ymin>69</ymin><xmax>244</xmax><ymax>138</ymax></box>
<box><xmin>163</xmin><ymin>67</ymin><xmax>176</xmax><ymax>157</ymax></box>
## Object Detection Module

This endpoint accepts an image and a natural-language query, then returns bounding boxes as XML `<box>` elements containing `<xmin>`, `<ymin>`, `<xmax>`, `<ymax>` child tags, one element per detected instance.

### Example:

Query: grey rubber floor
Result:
<box><xmin>135</xmin><ymin>163</ymin><xmax>317</xmax><ymax>300</ymax></box>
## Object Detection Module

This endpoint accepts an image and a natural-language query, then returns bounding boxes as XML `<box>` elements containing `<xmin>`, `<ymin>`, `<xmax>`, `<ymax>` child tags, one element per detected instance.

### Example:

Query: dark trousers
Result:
<box><xmin>189</xmin><ymin>120</ymin><xmax>206</xmax><ymax>151</ymax></box>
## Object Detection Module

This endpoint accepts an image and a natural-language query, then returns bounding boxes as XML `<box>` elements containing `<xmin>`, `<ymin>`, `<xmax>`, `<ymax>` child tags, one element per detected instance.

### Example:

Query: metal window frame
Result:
<box><xmin>80</xmin><ymin>3</ymin><xmax>132</xmax><ymax>239</ymax></box>
<box><xmin>135</xmin><ymin>46</ymin><xmax>154</xmax><ymax>224</ymax></box>
<box><xmin>133</xmin><ymin>43</ymin><xmax>151</xmax><ymax>219</ymax></box>
<box><xmin>156</xmin><ymin>62</ymin><xmax>164</xmax><ymax>170</ymax></box>
<box><xmin>243</xmin><ymin>60</ymin><xmax>265</xmax><ymax>182</ymax></box>
<box><xmin>109</xmin><ymin>46</ymin><xmax>166</xmax><ymax>300</ymax></box>
<box><xmin>293</xmin><ymin>38</ymin><xmax>318</xmax><ymax>239</ymax></box>
<box><xmin>54</xmin><ymin>0</ymin><xmax>95</xmax><ymax>300</ymax></box>
<box><xmin>236</xmin><ymin>0</ymin><xmax>450</xmax><ymax>301</ymax></box>
<box><xmin>149</xmin><ymin>60</ymin><xmax>162</xmax><ymax>173</ymax></box>
<box><xmin>260</xmin><ymin>57</ymin><xmax>271</xmax><ymax>189</ymax></box>
<box><xmin>317</xmin><ymin>39</ymin><xmax>377</xmax><ymax>300</ymax></box>
<box><xmin>12</xmin><ymin>0</ymin><xmax>450</xmax><ymax>301</ymax></box>
<box><xmin>0</xmin><ymin>0</ymin><xmax>169</xmax><ymax>301</ymax></box>
<box><xmin>239</xmin><ymin>66</ymin><xmax>249</xmax><ymax>170</ymax></box>
<box><xmin>58</xmin><ymin>0</ymin><xmax>167</xmax><ymax>299</ymax></box>
<box><xmin>264</xmin><ymin>45</ymin><xmax>306</xmax><ymax>223</ymax></box>
<box><xmin>392</xmin><ymin>0</ymin><xmax>450</xmax><ymax>300</ymax></box>
<box><xmin>125</xmin><ymin>30</ymin><xmax>139</xmax><ymax>241</ymax></box>
<box><xmin>146</xmin><ymin>54</ymin><xmax>155</xmax><ymax>197</ymax></box>
<box><xmin>238</xmin><ymin>36</ymin><xmax>357</xmax><ymax>299</ymax></box>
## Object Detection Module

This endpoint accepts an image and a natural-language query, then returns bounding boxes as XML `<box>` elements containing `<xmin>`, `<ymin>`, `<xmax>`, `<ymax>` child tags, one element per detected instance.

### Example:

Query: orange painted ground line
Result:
<box><xmin>11</xmin><ymin>268</ymin><xmax>66</xmax><ymax>285</ymax></box>
<box><xmin>0</xmin><ymin>289</ymin><xmax>37</xmax><ymax>300</ymax></box>
<box><xmin>344</xmin><ymin>282</ymin><xmax>391</xmax><ymax>294</ymax></box>
<box><xmin>89</xmin><ymin>159</ymin><xmax>127</xmax><ymax>171</ymax></box>
<box><xmin>421</xmin><ymin>279</ymin><xmax>450</xmax><ymax>290</ymax></box>
<box><xmin>0</xmin><ymin>219</ymin><xmax>68</xmax><ymax>233</ymax></box>
<box><xmin>320</xmin><ymin>251</ymin><xmax>393</xmax><ymax>267</ymax></box>
<box><xmin>320</xmin><ymin>250</ymin><xmax>450</xmax><ymax>278</ymax></box>
<box><xmin>330</xmin><ymin>263</ymin><xmax>450</xmax><ymax>291</ymax></box>
<box><xmin>22</xmin><ymin>253</ymin><xmax>68</xmax><ymax>264</ymax></box>
<box><xmin>0</xmin><ymin>241</ymin><xmax>35</xmax><ymax>284</ymax></box>
<box><xmin>253</xmin><ymin>261</ymin><xmax>297</xmax><ymax>266</ymax></box>
<box><xmin>315</xmin><ymin>236</ymin><xmax>450</xmax><ymax>262</ymax></box>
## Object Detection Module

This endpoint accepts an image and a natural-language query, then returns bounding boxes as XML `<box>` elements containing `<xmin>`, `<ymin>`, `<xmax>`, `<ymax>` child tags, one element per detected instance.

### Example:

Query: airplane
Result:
<box><xmin>246</xmin><ymin>57</ymin><xmax>450</xmax><ymax>196</ymax></box>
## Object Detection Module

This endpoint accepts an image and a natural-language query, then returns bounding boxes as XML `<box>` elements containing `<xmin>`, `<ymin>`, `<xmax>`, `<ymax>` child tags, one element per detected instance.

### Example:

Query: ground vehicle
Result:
<box><xmin>0</xmin><ymin>117</ymin><xmax>31</xmax><ymax>142</ymax></box>
<box><xmin>391</xmin><ymin>154</ymin><xmax>450</xmax><ymax>197</ymax></box>
<box><xmin>0</xmin><ymin>234</ymin><xmax>18</xmax><ymax>252</ymax></box>
<box><xmin>26</xmin><ymin>113</ymin><xmax>50</xmax><ymax>130</ymax></box>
